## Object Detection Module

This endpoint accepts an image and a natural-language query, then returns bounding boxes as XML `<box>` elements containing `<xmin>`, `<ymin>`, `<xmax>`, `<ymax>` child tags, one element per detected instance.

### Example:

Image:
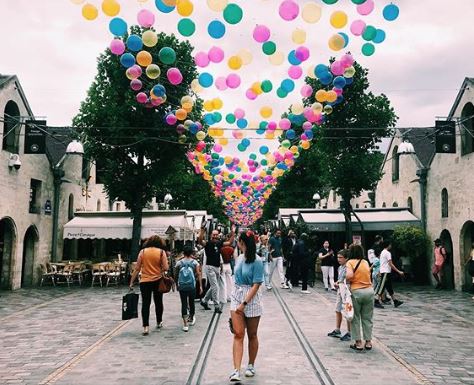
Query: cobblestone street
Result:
<box><xmin>0</xmin><ymin>283</ymin><xmax>473</xmax><ymax>385</ymax></box>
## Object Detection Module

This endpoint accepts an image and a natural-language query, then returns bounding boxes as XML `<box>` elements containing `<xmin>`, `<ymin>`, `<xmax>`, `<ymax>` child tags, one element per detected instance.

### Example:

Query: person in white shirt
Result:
<box><xmin>375</xmin><ymin>240</ymin><xmax>405</xmax><ymax>308</ymax></box>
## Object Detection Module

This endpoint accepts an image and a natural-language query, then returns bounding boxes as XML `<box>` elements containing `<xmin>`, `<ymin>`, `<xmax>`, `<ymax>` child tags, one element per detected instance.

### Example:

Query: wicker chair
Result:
<box><xmin>91</xmin><ymin>263</ymin><xmax>108</xmax><ymax>287</ymax></box>
<box><xmin>40</xmin><ymin>263</ymin><xmax>55</xmax><ymax>286</ymax></box>
<box><xmin>106</xmin><ymin>263</ymin><xmax>122</xmax><ymax>287</ymax></box>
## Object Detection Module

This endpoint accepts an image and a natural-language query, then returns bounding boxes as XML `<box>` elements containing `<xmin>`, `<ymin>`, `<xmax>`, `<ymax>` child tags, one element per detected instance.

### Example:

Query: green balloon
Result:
<box><xmin>213</xmin><ymin>112</ymin><xmax>222</xmax><ymax>122</ymax></box>
<box><xmin>362</xmin><ymin>25</ymin><xmax>377</xmax><ymax>41</ymax></box>
<box><xmin>361</xmin><ymin>43</ymin><xmax>375</xmax><ymax>56</ymax></box>
<box><xmin>262</xmin><ymin>41</ymin><xmax>276</xmax><ymax>56</ymax></box>
<box><xmin>223</xmin><ymin>3</ymin><xmax>243</xmax><ymax>25</ymax></box>
<box><xmin>226</xmin><ymin>113</ymin><xmax>236</xmax><ymax>124</ymax></box>
<box><xmin>261</xmin><ymin>80</ymin><xmax>273</xmax><ymax>93</ymax></box>
<box><xmin>261</xmin><ymin>159</ymin><xmax>268</xmax><ymax>166</ymax></box>
<box><xmin>351</xmin><ymin>0</ymin><xmax>367</xmax><ymax>4</ymax></box>
<box><xmin>249</xmin><ymin>153</ymin><xmax>257</xmax><ymax>160</ymax></box>
<box><xmin>177</xmin><ymin>18</ymin><xmax>195</xmax><ymax>37</ymax></box>
<box><xmin>159</xmin><ymin>47</ymin><xmax>176</xmax><ymax>65</ymax></box>
<box><xmin>277</xmin><ymin>88</ymin><xmax>288</xmax><ymax>98</ymax></box>
<box><xmin>322</xmin><ymin>0</ymin><xmax>338</xmax><ymax>4</ymax></box>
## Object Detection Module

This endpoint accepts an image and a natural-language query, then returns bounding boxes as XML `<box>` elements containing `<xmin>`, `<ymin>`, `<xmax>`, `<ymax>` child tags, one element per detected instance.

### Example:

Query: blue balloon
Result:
<box><xmin>319</xmin><ymin>72</ymin><xmax>333</xmax><ymax>86</ymax></box>
<box><xmin>333</xmin><ymin>76</ymin><xmax>347</xmax><ymax>89</ymax></box>
<box><xmin>338</xmin><ymin>32</ymin><xmax>349</xmax><ymax>48</ymax></box>
<box><xmin>189</xmin><ymin>123</ymin><xmax>199</xmax><ymax>133</ymax></box>
<box><xmin>383</xmin><ymin>4</ymin><xmax>399</xmax><ymax>21</ymax></box>
<box><xmin>237</xmin><ymin>118</ymin><xmax>248</xmax><ymax>129</ymax></box>
<box><xmin>198</xmin><ymin>72</ymin><xmax>214</xmax><ymax>88</ymax></box>
<box><xmin>344</xmin><ymin>77</ymin><xmax>353</xmax><ymax>85</ymax></box>
<box><xmin>109</xmin><ymin>18</ymin><xmax>127</xmax><ymax>36</ymax></box>
<box><xmin>259</xmin><ymin>121</ymin><xmax>268</xmax><ymax>129</ymax></box>
<box><xmin>314</xmin><ymin>64</ymin><xmax>330</xmax><ymax>78</ymax></box>
<box><xmin>208</xmin><ymin>20</ymin><xmax>226</xmax><ymax>39</ymax></box>
<box><xmin>288</xmin><ymin>50</ymin><xmax>302</xmax><ymax>65</ymax></box>
<box><xmin>242</xmin><ymin>138</ymin><xmax>250</xmax><ymax>147</ymax></box>
<box><xmin>304</xmin><ymin>130</ymin><xmax>314</xmax><ymax>140</ymax></box>
<box><xmin>152</xmin><ymin>84</ymin><xmax>166</xmax><ymax>97</ymax></box>
<box><xmin>203</xmin><ymin>113</ymin><xmax>215</xmax><ymax>125</ymax></box>
<box><xmin>126</xmin><ymin>35</ymin><xmax>143</xmax><ymax>52</ymax></box>
<box><xmin>286</xmin><ymin>129</ymin><xmax>296</xmax><ymax>140</ymax></box>
<box><xmin>259</xmin><ymin>145</ymin><xmax>269</xmax><ymax>155</ymax></box>
<box><xmin>155</xmin><ymin>0</ymin><xmax>175</xmax><ymax>13</ymax></box>
<box><xmin>256</xmin><ymin>128</ymin><xmax>266</xmax><ymax>135</ymax></box>
<box><xmin>281</xmin><ymin>79</ymin><xmax>295</xmax><ymax>92</ymax></box>
<box><xmin>120</xmin><ymin>53</ymin><xmax>135</xmax><ymax>68</ymax></box>
<box><xmin>373</xmin><ymin>29</ymin><xmax>386</xmax><ymax>44</ymax></box>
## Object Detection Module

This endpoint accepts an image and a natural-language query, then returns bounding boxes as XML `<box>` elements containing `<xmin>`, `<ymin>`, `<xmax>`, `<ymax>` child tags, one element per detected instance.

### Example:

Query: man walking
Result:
<box><xmin>293</xmin><ymin>233</ymin><xmax>311</xmax><ymax>293</ymax></box>
<box><xmin>283</xmin><ymin>230</ymin><xmax>298</xmax><ymax>288</ymax></box>
<box><xmin>269</xmin><ymin>229</ymin><xmax>288</xmax><ymax>289</ymax></box>
<box><xmin>198</xmin><ymin>226</ymin><xmax>235</xmax><ymax>313</ymax></box>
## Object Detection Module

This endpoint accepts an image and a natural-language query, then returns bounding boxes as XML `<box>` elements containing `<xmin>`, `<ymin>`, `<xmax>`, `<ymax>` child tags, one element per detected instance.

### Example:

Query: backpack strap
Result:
<box><xmin>352</xmin><ymin>259</ymin><xmax>363</xmax><ymax>274</ymax></box>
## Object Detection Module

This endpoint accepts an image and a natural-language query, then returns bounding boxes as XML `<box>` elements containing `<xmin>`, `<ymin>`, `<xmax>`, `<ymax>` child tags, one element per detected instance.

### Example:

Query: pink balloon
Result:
<box><xmin>288</xmin><ymin>65</ymin><xmax>303</xmax><ymax>79</ymax></box>
<box><xmin>300</xmin><ymin>84</ymin><xmax>313</xmax><ymax>97</ymax></box>
<box><xmin>246</xmin><ymin>89</ymin><xmax>257</xmax><ymax>100</ymax></box>
<box><xmin>137</xmin><ymin>9</ymin><xmax>155</xmax><ymax>28</ymax></box>
<box><xmin>303</xmin><ymin>108</ymin><xmax>314</xmax><ymax>120</ymax></box>
<box><xmin>208</xmin><ymin>46</ymin><xmax>224</xmax><ymax>63</ymax></box>
<box><xmin>334</xmin><ymin>88</ymin><xmax>343</xmax><ymax>96</ymax></box>
<box><xmin>136</xmin><ymin>92</ymin><xmax>148</xmax><ymax>104</ymax></box>
<box><xmin>279</xmin><ymin>0</ymin><xmax>299</xmax><ymax>21</ymax></box>
<box><xmin>330</xmin><ymin>61</ymin><xmax>344</xmax><ymax>76</ymax></box>
<box><xmin>167</xmin><ymin>68</ymin><xmax>183</xmax><ymax>85</ymax></box>
<box><xmin>215</xmin><ymin>76</ymin><xmax>228</xmax><ymax>91</ymax></box>
<box><xmin>130</xmin><ymin>79</ymin><xmax>142</xmax><ymax>91</ymax></box>
<box><xmin>110</xmin><ymin>39</ymin><xmax>125</xmax><ymax>55</ymax></box>
<box><xmin>196</xmin><ymin>141</ymin><xmax>206</xmax><ymax>152</ymax></box>
<box><xmin>253</xmin><ymin>25</ymin><xmax>271</xmax><ymax>43</ymax></box>
<box><xmin>234</xmin><ymin>108</ymin><xmax>245</xmax><ymax>119</ymax></box>
<box><xmin>268</xmin><ymin>121</ymin><xmax>277</xmax><ymax>130</ymax></box>
<box><xmin>278</xmin><ymin>119</ymin><xmax>290</xmax><ymax>130</ymax></box>
<box><xmin>350</xmin><ymin>20</ymin><xmax>366</xmax><ymax>36</ymax></box>
<box><xmin>166</xmin><ymin>114</ymin><xmax>177</xmax><ymax>125</ymax></box>
<box><xmin>129</xmin><ymin>65</ymin><xmax>142</xmax><ymax>79</ymax></box>
<box><xmin>226</xmin><ymin>73</ymin><xmax>241</xmax><ymax>89</ymax></box>
<box><xmin>301</xmin><ymin>133</ymin><xmax>308</xmax><ymax>140</ymax></box>
<box><xmin>295</xmin><ymin>46</ymin><xmax>310</xmax><ymax>62</ymax></box>
<box><xmin>194</xmin><ymin>51</ymin><xmax>210</xmax><ymax>67</ymax></box>
<box><xmin>340</xmin><ymin>53</ymin><xmax>354</xmax><ymax>68</ymax></box>
<box><xmin>302</xmin><ymin>121</ymin><xmax>312</xmax><ymax>130</ymax></box>
<box><xmin>213</xmin><ymin>143</ymin><xmax>223</xmax><ymax>153</ymax></box>
<box><xmin>357</xmin><ymin>0</ymin><xmax>374</xmax><ymax>16</ymax></box>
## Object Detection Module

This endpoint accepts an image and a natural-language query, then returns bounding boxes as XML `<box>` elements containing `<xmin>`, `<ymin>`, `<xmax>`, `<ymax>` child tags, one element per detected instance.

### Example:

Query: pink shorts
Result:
<box><xmin>432</xmin><ymin>264</ymin><xmax>443</xmax><ymax>274</ymax></box>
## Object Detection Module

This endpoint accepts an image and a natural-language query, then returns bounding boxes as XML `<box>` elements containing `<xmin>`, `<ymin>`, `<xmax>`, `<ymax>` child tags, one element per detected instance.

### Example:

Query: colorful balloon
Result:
<box><xmin>253</xmin><ymin>25</ymin><xmax>271</xmax><ymax>43</ymax></box>
<box><xmin>177</xmin><ymin>18</ymin><xmax>196</xmax><ymax>36</ymax></box>
<box><xmin>208</xmin><ymin>20</ymin><xmax>226</xmax><ymax>38</ymax></box>
<box><xmin>223</xmin><ymin>3</ymin><xmax>243</xmax><ymax>24</ymax></box>
<box><xmin>302</xmin><ymin>2</ymin><xmax>322</xmax><ymax>23</ymax></box>
<box><xmin>137</xmin><ymin>9</ymin><xmax>155</xmax><ymax>27</ymax></box>
<box><xmin>109</xmin><ymin>17</ymin><xmax>127</xmax><ymax>36</ymax></box>
<box><xmin>279</xmin><ymin>0</ymin><xmax>299</xmax><ymax>21</ymax></box>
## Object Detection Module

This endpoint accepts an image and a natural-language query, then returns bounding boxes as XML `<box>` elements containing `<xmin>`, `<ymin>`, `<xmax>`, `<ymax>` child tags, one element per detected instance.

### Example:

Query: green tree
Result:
<box><xmin>73</xmin><ymin>29</ymin><xmax>201</xmax><ymax>259</ymax></box>
<box><xmin>305</xmin><ymin>61</ymin><xmax>398</xmax><ymax>242</ymax></box>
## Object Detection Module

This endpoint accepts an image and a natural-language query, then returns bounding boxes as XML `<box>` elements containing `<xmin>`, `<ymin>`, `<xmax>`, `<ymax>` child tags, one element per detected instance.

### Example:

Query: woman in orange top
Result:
<box><xmin>345</xmin><ymin>244</ymin><xmax>374</xmax><ymax>351</ymax></box>
<box><xmin>130</xmin><ymin>235</ymin><xmax>169</xmax><ymax>335</ymax></box>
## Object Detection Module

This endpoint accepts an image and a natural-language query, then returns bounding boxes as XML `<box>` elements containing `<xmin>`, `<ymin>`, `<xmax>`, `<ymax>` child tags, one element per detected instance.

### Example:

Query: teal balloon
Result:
<box><xmin>109</xmin><ymin>18</ymin><xmax>127</xmax><ymax>36</ymax></box>
<box><xmin>281</xmin><ymin>79</ymin><xmax>295</xmax><ymax>92</ymax></box>
<box><xmin>226</xmin><ymin>113</ymin><xmax>236</xmax><ymax>124</ymax></box>
<box><xmin>362</xmin><ymin>43</ymin><xmax>375</xmax><ymax>56</ymax></box>
<box><xmin>373</xmin><ymin>29</ymin><xmax>386</xmax><ymax>44</ymax></box>
<box><xmin>237</xmin><ymin>143</ymin><xmax>246</xmax><ymax>152</ymax></box>
<box><xmin>159</xmin><ymin>47</ymin><xmax>176</xmax><ymax>64</ymax></box>
<box><xmin>249</xmin><ymin>153</ymin><xmax>257</xmax><ymax>160</ymax></box>
<box><xmin>177</xmin><ymin>18</ymin><xmax>196</xmax><ymax>37</ymax></box>
<box><xmin>362</xmin><ymin>25</ymin><xmax>377</xmax><ymax>41</ymax></box>
<box><xmin>261</xmin><ymin>80</ymin><xmax>273</xmax><ymax>93</ymax></box>
<box><xmin>155</xmin><ymin>0</ymin><xmax>175</xmax><ymax>13</ymax></box>
<box><xmin>213</xmin><ymin>112</ymin><xmax>222</xmax><ymax>122</ymax></box>
<box><xmin>338</xmin><ymin>32</ymin><xmax>349</xmax><ymax>48</ymax></box>
<box><xmin>126</xmin><ymin>35</ymin><xmax>143</xmax><ymax>51</ymax></box>
<box><xmin>322</xmin><ymin>0</ymin><xmax>338</xmax><ymax>4</ymax></box>
<box><xmin>208</xmin><ymin>20</ymin><xmax>226</xmax><ymax>39</ymax></box>
<box><xmin>277</xmin><ymin>88</ymin><xmax>288</xmax><ymax>98</ymax></box>
<box><xmin>259</xmin><ymin>146</ymin><xmax>269</xmax><ymax>155</ymax></box>
<box><xmin>262</xmin><ymin>41</ymin><xmax>276</xmax><ymax>56</ymax></box>
<box><xmin>383</xmin><ymin>4</ymin><xmax>399</xmax><ymax>21</ymax></box>
<box><xmin>351</xmin><ymin>0</ymin><xmax>367</xmax><ymax>4</ymax></box>
<box><xmin>223</xmin><ymin>3</ymin><xmax>243</xmax><ymax>25</ymax></box>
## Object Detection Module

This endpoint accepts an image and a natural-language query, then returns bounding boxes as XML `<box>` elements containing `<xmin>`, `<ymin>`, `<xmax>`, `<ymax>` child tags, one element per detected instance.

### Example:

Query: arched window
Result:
<box><xmin>96</xmin><ymin>200</ymin><xmax>101</xmax><ymax>211</ymax></box>
<box><xmin>355</xmin><ymin>204</ymin><xmax>359</xmax><ymax>208</ymax></box>
<box><xmin>461</xmin><ymin>102</ymin><xmax>474</xmax><ymax>155</ymax></box>
<box><xmin>108</xmin><ymin>200</ymin><xmax>113</xmax><ymax>211</ymax></box>
<box><xmin>382</xmin><ymin>202</ymin><xmax>386</xmax><ymax>208</ymax></box>
<box><xmin>68</xmin><ymin>194</ymin><xmax>74</xmax><ymax>220</ymax></box>
<box><xmin>2</xmin><ymin>101</ymin><xmax>21</xmax><ymax>153</ymax></box>
<box><xmin>392</xmin><ymin>146</ymin><xmax>399</xmax><ymax>182</ymax></box>
<box><xmin>116</xmin><ymin>202</ymin><xmax>121</xmax><ymax>211</ymax></box>
<box><xmin>407</xmin><ymin>197</ymin><xmax>413</xmax><ymax>213</ymax></box>
<box><xmin>392</xmin><ymin>202</ymin><xmax>399</xmax><ymax>208</ymax></box>
<box><xmin>441</xmin><ymin>188</ymin><xmax>449</xmax><ymax>218</ymax></box>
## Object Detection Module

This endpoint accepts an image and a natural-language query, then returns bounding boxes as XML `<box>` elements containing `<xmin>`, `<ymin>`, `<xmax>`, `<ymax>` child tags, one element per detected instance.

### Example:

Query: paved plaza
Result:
<box><xmin>0</xmin><ymin>282</ymin><xmax>473</xmax><ymax>385</ymax></box>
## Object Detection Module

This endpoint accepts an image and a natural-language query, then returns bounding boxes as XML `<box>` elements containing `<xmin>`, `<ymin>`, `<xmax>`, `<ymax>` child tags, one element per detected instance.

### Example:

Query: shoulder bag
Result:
<box><xmin>157</xmin><ymin>249</ymin><xmax>175</xmax><ymax>293</ymax></box>
<box><xmin>340</xmin><ymin>259</ymin><xmax>363</xmax><ymax>322</ymax></box>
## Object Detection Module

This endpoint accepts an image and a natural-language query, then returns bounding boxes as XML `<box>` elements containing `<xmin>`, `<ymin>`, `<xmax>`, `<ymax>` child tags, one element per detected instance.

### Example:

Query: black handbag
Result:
<box><xmin>122</xmin><ymin>291</ymin><xmax>139</xmax><ymax>320</ymax></box>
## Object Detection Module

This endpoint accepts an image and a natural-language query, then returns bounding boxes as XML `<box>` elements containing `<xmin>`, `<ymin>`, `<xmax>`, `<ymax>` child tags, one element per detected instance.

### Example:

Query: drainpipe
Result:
<box><xmin>416</xmin><ymin>168</ymin><xmax>428</xmax><ymax>230</ymax></box>
<box><xmin>51</xmin><ymin>167</ymin><xmax>65</xmax><ymax>262</ymax></box>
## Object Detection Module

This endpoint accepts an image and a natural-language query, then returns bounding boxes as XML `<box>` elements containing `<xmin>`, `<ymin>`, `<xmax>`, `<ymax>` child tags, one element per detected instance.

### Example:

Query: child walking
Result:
<box><xmin>175</xmin><ymin>246</ymin><xmax>202</xmax><ymax>332</ymax></box>
<box><xmin>327</xmin><ymin>249</ymin><xmax>351</xmax><ymax>341</ymax></box>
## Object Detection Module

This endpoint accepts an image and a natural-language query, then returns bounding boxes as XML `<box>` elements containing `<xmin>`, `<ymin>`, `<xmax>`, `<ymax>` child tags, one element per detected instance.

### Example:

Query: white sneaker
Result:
<box><xmin>245</xmin><ymin>364</ymin><xmax>256</xmax><ymax>377</ymax></box>
<box><xmin>188</xmin><ymin>316</ymin><xmax>196</xmax><ymax>326</ymax></box>
<box><xmin>281</xmin><ymin>283</ymin><xmax>289</xmax><ymax>289</ymax></box>
<box><xmin>287</xmin><ymin>282</ymin><xmax>293</xmax><ymax>290</ymax></box>
<box><xmin>301</xmin><ymin>290</ymin><xmax>311</xmax><ymax>294</ymax></box>
<box><xmin>182</xmin><ymin>325</ymin><xmax>189</xmax><ymax>332</ymax></box>
<box><xmin>266</xmin><ymin>286</ymin><xmax>273</xmax><ymax>290</ymax></box>
<box><xmin>229</xmin><ymin>369</ymin><xmax>241</xmax><ymax>382</ymax></box>
<box><xmin>156</xmin><ymin>322</ymin><xmax>163</xmax><ymax>329</ymax></box>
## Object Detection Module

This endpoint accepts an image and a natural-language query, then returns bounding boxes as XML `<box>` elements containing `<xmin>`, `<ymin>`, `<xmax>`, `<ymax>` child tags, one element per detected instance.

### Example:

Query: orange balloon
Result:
<box><xmin>175</xmin><ymin>108</ymin><xmax>187</xmax><ymax>120</ymax></box>
<box><xmin>136</xmin><ymin>51</ymin><xmax>152</xmax><ymax>67</ymax></box>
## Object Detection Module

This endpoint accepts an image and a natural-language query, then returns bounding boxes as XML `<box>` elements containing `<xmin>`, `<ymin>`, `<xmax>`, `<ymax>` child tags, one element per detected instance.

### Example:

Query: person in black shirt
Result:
<box><xmin>292</xmin><ymin>234</ymin><xmax>311</xmax><ymax>293</ymax></box>
<box><xmin>318</xmin><ymin>240</ymin><xmax>335</xmax><ymax>291</ymax></box>
<box><xmin>198</xmin><ymin>226</ymin><xmax>235</xmax><ymax>313</ymax></box>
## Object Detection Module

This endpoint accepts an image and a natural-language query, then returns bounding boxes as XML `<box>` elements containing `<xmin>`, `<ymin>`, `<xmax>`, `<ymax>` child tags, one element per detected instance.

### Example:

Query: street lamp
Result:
<box><xmin>164</xmin><ymin>193</ymin><xmax>173</xmax><ymax>210</ymax></box>
<box><xmin>312</xmin><ymin>193</ymin><xmax>321</xmax><ymax>209</ymax></box>
<box><xmin>51</xmin><ymin>140</ymin><xmax>84</xmax><ymax>262</ymax></box>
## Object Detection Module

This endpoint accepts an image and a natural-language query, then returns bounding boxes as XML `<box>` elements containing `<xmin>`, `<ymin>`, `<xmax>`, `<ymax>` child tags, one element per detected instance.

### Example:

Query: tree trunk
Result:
<box><xmin>130</xmin><ymin>208</ymin><xmax>143</xmax><ymax>262</ymax></box>
<box><xmin>342</xmin><ymin>192</ymin><xmax>353</xmax><ymax>245</ymax></box>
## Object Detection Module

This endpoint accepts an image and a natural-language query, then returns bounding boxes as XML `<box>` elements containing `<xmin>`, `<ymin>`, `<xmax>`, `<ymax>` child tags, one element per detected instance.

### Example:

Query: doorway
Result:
<box><xmin>0</xmin><ymin>217</ymin><xmax>17</xmax><ymax>289</ymax></box>
<box><xmin>21</xmin><ymin>226</ymin><xmax>39</xmax><ymax>287</ymax></box>
<box><xmin>460</xmin><ymin>221</ymin><xmax>474</xmax><ymax>291</ymax></box>
<box><xmin>439</xmin><ymin>229</ymin><xmax>454</xmax><ymax>289</ymax></box>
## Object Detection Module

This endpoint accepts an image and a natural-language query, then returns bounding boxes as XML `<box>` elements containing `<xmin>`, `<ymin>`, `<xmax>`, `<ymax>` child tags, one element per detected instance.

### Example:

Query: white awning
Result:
<box><xmin>63</xmin><ymin>211</ymin><xmax>193</xmax><ymax>240</ymax></box>
<box><xmin>299</xmin><ymin>209</ymin><xmax>421</xmax><ymax>232</ymax></box>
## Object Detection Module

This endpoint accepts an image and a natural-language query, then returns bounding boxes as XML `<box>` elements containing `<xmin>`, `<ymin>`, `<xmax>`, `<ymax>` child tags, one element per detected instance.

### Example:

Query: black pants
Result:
<box><xmin>300</xmin><ymin>259</ymin><xmax>310</xmax><ymax>291</ymax></box>
<box><xmin>376</xmin><ymin>273</ymin><xmax>394</xmax><ymax>296</ymax></box>
<box><xmin>179</xmin><ymin>289</ymin><xmax>196</xmax><ymax>318</ymax></box>
<box><xmin>140</xmin><ymin>280</ymin><xmax>163</xmax><ymax>327</ymax></box>
<box><xmin>290</xmin><ymin>259</ymin><xmax>301</xmax><ymax>287</ymax></box>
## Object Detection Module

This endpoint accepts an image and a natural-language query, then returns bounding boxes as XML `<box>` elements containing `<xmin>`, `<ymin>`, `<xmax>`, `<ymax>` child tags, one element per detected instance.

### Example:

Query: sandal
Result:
<box><xmin>350</xmin><ymin>343</ymin><xmax>363</xmax><ymax>351</ymax></box>
<box><xmin>365</xmin><ymin>343</ymin><xmax>372</xmax><ymax>350</ymax></box>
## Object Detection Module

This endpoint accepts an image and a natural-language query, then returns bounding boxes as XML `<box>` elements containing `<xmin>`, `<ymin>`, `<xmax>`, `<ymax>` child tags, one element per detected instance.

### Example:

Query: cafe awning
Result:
<box><xmin>63</xmin><ymin>211</ymin><xmax>193</xmax><ymax>240</ymax></box>
<box><xmin>298</xmin><ymin>208</ymin><xmax>421</xmax><ymax>232</ymax></box>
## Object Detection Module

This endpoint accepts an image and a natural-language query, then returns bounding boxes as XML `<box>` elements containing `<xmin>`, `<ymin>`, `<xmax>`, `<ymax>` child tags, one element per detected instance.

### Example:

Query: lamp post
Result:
<box><xmin>312</xmin><ymin>193</ymin><xmax>321</xmax><ymax>209</ymax></box>
<box><xmin>51</xmin><ymin>140</ymin><xmax>84</xmax><ymax>262</ymax></box>
<box><xmin>164</xmin><ymin>193</ymin><xmax>173</xmax><ymax>210</ymax></box>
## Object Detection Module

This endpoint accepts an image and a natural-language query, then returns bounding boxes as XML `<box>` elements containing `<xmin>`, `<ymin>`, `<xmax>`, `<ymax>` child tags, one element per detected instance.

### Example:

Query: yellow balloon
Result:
<box><xmin>70</xmin><ymin>0</ymin><xmax>85</xmax><ymax>4</ymax></box>
<box><xmin>82</xmin><ymin>3</ymin><xmax>98</xmax><ymax>20</ymax></box>
<box><xmin>203</xmin><ymin>100</ymin><xmax>214</xmax><ymax>112</ymax></box>
<box><xmin>142</xmin><ymin>30</ymin><xmax>158</xmax><ymax>47</ymax></box>
<box><xmin>177</xmin><ymin>0</ymin><xmax>193</xmax><ymax>16</ymax></box>
<box><xmin>302</xmin><ymin>2</ymin><xmax>322</xmax><ymax>23</ymax></box>
<box><xmin>312</xmin><ymin>102</ymin><xmax>323</xmax><ymax>113</ymax></box>
<box><xmin>196</xmin><ymin>131</ymin><xmax>206</xmax><ymax>141</ymax></box>
<box><xmin>344</xmin><ymin>66</ymin><xmax>356</xmax><ymax>78</ymax></box>
<box><xmin>228</xmin><ymin>55</ymin><xmax>243</xmax><ymax>70</ymax></box>
<box><xmin>183</xmin><ymin>103</ymin><xmax>193</xmax><ymax>112</ymax></box>
<box><xmin>181</xmin><ymin>95</ymin><xmax>194</xmax><ymax>106</ymax></box>
<box><xmin>269</xmin><ymin>51</ymin><xmax>284</xmax><ymax>66</ymax></box>
<box><xmin>291</xmin><ymin>102</ymin><xmax>304</xmax><ymax>115</ymax></box>
<box><xmin>219</xmin><ymin>138</ymin><xmax>229</xmax><ymax>146</ymax></box>
<box><xmin>191</xmin><ymin>79</ymin><xmax>204</xmax><ymax>93</ymax></box>
<box><xmin>292</xmin><ymin>28</ymin><xmax>307</xmax><ymax>44</ymax></box>
<box><xmin>102</xmin><ymin>0</ymin><xmax>120</xmax><ymax>16</ymax></box>
<box><xmin>251</xmin><ymin>82</ymin><xmax>263</xmax><ymax>95</ymax></box>
<box><xmin>212</xmin><ymin>98</ymin><xmax>223</xmax><ymax>110</ymax></box>
<box><xmin>146</xmin><ymin>64</ymin><xmax>161</xmax><ymax>79</ymax></box>
<box><xmin>301</xmin><ymin>141</ymin><xmax>310</xmax><ymax>150</ymax></box>
<box><xmin>237</xmin><ymin>49</ymin><xmax>253</xmax><ymax>65</ymax></box>
<box><xmin>265</xmin><ymin>132</ymin><xmax>275</xmax><ymax>140</ymax></box>
<box><xmin>275</xmin><ymin>129</ymin><xmax>283</xmax><ymax>137</ymax></box>
<box><xmin>136</xmin><ymin>51</ymin><xmax>152</xmax><ymax>67</ymax></box>
<box><xmin>326</xmin><ymin>90</ymin><xmax>338</xmax><ymax>103</ymax></box>
<box><xmin>328</xmin><ymin>34</ymin><xmax>345</xmax><ymax>51</ymax></box>
<box><xmin>290</xmin><ymin>145</ymin><xmax>299</xmax><ymax>154</ymax></box>
<box><xmin>330</xmin><ymin>11</ymin><xmax>348</xmax><ymax>29</ymax></box>
<box><xmin>306</xmin><ymin>65</ymin><xmax>316</xmax><ymax>79</ymax></box>
<box><xmin>315</xmin><ymin>90</ymin><xmax>327</xmax><ymax>103</ymax></box>
<box><xmin>207</xmin><ymin>0</ymin><xmax>228</xmax><ymax>12</ymax></box>
<box><xmin>260</xmin><ymin>106</ymin><xmax>273</xmax><ymax>119</ymax></box>
<box><xmin>324</xmin><ymin>105</ymin><xmax>333</xmax><ymax>115</ymax></box>
<box><xmin>224</xmin><ymin>155</ymin><xmax>232</xmax><ymax>163</ymax></box>
<box><xmin>163</xmin><ymin>0</ymin><xmax>177</xmax><ymax>5</ymax></box>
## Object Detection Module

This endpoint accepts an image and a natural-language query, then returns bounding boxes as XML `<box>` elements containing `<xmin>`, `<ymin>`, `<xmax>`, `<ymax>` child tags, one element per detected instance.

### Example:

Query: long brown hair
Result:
<box><xmin>144</xmin><ymin>235</ymin><xmax>164</xmax><ymax>249</ymax></box>
<box><xmin>239</xmin><ymin>231</ymin><xmax>257</xmax><ymax>263</ymax></box>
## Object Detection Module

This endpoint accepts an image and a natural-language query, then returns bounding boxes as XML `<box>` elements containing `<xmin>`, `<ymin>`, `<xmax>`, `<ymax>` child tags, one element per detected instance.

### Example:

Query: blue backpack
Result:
<box><xmin>178</xmin><ymin>260</ymin><xmax>196</xmax><ymax>291</ymax></box>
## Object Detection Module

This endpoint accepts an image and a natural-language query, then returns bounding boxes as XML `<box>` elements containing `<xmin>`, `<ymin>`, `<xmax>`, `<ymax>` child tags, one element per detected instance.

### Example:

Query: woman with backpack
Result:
<box><xmin>174</xmin><ymin>246</ymin><xmax>202</xmax><ymax>332</ymax></box>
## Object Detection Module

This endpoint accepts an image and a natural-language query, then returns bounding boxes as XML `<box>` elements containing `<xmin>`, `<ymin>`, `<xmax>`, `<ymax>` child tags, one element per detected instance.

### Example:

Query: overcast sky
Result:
<box><xmin>1</xmin><ymin>0</ymin><xmax>474</xmax><ymax>156</ymax></box>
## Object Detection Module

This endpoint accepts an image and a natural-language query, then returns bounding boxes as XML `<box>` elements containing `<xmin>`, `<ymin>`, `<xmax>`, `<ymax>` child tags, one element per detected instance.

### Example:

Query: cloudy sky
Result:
<box><xmin>1</xmin><ymin>0</ymin><xmax>474</xmax><ymax>155</ymax></box>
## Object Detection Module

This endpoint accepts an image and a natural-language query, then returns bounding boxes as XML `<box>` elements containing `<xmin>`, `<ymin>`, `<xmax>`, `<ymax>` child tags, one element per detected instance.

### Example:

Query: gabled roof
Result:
<box><xmin>0</xmin><ymin>74</ymin><xmax>34</xmax><ymax>117</ymax></box>
<box><xmin>398</xmin><ymin>127</ymin><xmax>436</xmax><ymax>168</ymax></box>
<box><xmin>448</xmin><ymin>77</ymin><xmax>474</xmax><ymax>119</ymax></box>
